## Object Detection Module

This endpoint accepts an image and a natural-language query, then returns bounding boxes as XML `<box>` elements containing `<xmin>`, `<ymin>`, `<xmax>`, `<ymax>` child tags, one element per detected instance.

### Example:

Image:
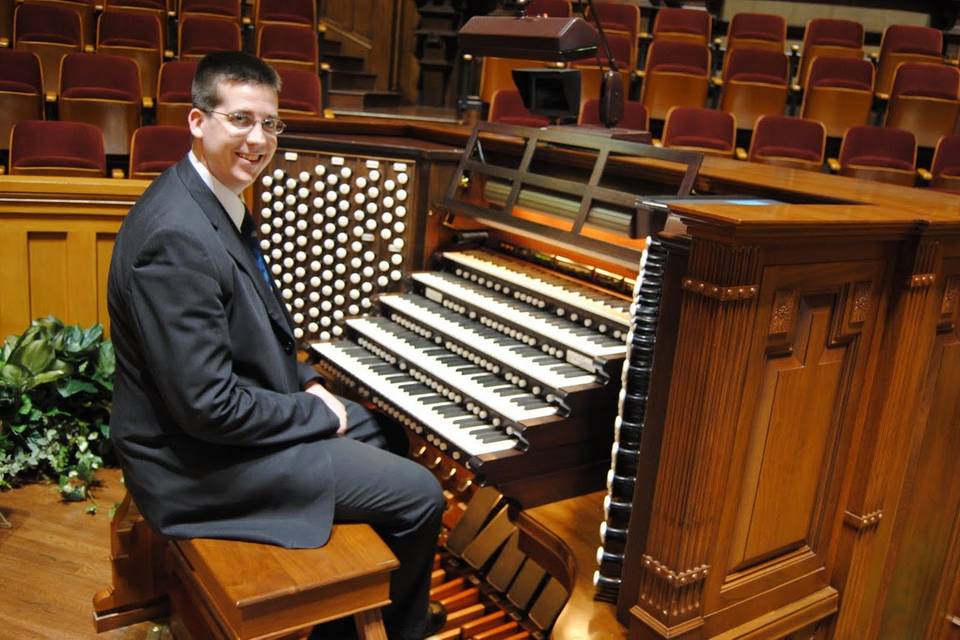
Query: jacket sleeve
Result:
<box><xmin>126</xmin><ymin>225</ymin><xmax>339</xmax><ymax>446</ymax></box>
<box><xmin>297</xmin><ymin>360</ymin><xmax>322</xmax><ymax>388</ymax></box>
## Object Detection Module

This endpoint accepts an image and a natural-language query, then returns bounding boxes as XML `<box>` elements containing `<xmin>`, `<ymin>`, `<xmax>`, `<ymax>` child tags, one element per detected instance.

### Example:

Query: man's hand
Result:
<box><xmin>305</xmin><ymin>382</ymin><xmax>347</xmax><ymax>436</ymax></box>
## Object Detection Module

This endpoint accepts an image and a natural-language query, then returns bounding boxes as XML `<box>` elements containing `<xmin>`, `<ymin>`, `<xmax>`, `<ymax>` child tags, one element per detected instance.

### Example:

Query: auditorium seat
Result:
<box><xmin>0</xmin><ymin>49</ymin><xmax>43</xmax><ymax>152</ymax></box>
<box><xmin>651</xmin><ymin>7</ymin><xmax>711</xmax><ymax>45</ymax></box>
<box><xmin>178</xmin><ymin>15</ymin><xmax>241</xmax><ymax>62</ymax></box>
<box><xmin>875</xmin><ymin>24</ymin><xmax>943</xmax><ymax>98</ymax></box>
<box><xmin>256</xmin><ymin>23</ymin><xmax>318</xmax><ymax>74</ymax></box>
<box><xmin>724</xmin><ymin>12</ymin><xmax>786</xmax><ymax>70</ymax></box>
<box><xmin>525</xmin><ymin>0</ymin><xmax>571</xmax><ymax>18</ymax></box>
<box><xmin>277</xmin><ymin>66</ymin><xmax>322</xmax><ymax>117</ymax></box>
<box><xmin>640</xmin><ymin>40</ymin><xmax>710</xmax><ymax>121</ymax></box>
<box><xmin>587</xmin><ymin>2</ymin><xmax>639</xmax><ymax>46</ymax></box>
<box><xmin>179</xmin><ymin>0</ymin><xmax>241</xmax><ymax>24</ymax></box>
<box><xmin>128</xmin><ymin>125</ymin><xmax>191</xmax><ymax>179</ymax></box>
<box><xmin>748</xmin><ymin>115</ymin><xmax>825</xmax><ymax>171</ymax></box>
<box><xmin>930</xmin><ymin>134</ymin><xmax>960</xmax><ymax>192</ymax></box>
<box><xmin>9</xmin><ymin>119</ymin><xmax>106</xmax><ymax>176</ymax></box>
<box><xmin>28</xmin><ymin>0</ymin><xmax>96</xmax><ymax>53</ymax></box>
<box><xmin>477</xmin><ymin>57</ymin><xmax>551</xmax><ymax>106</ymax></box>
<box><xmin>488</xmin><ymin>89</ymin><xmax>549</xmax><ymax>127</ymax></box>
<box><xmin>58</xmin><ymin>52</ymin><xmax>142</xmax><ymax>155</ymax></box>
<box><xmin>579</xmin><ymin>97</ymin><xmax>648</xmax><ymax>131</ymax></box>
<box><xmin>254</xmin><ymin>0</ymin><xmax>315</xmax><ymax>30</ymax></box>
<box><xmin>96</xmin><ymin>10</ymin><xmax>163</xmax><ymax>98</ymax></box>
<box><xmin>661</xmin><ymin>106</ymin><xmax>735</xmax><ymax>157</ymax></box>
<box><xmin>838</xmin><ymin>125</ymin><xmax>916</xmax><ymax>186</ymax></box>
<box><xmin>104</xmin><ymin>0</ymin><xmax>167</xmax><ymax>55</ymax></box>
<box><xmin>800</xmin><ymin>56</ymin><xmax>874</xmax><ymax>138</ymax></box>
<box><xmin>797</xmin><ymin>18</ymin><xmax>864</xmax><ymax>87</ymax></box>
<box><xmin>885</xmin><ymin>62</ymin><xmax>960</xmax><ymax>148</ymax></box>
<box><xmin>571</xmin><ymin>31</ymin><xmax>634</xmax><ymax>107</ymax></box>
<box><xmin>156</xmin><ymin>60</ymin><xmax>195</xmax><ymax>126</ymax></box>
<box><xmin>13</xmin><ymin>2</ymin><xmax>83</xmax><ymax>95</ymax></box>
<box><xmin>718</xmin><ymin>47</ymin><xmax>788</xmax><ymax>130</ymax></box>
<box><xmin>0</xmin><ymin>0</ymin><xmax>12</xmax><ymax>47</ymax></box>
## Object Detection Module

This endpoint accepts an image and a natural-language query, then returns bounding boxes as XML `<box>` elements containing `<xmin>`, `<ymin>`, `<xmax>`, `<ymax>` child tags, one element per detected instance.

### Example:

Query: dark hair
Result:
<box><xmin>191</xmin><ymin>51</ymin><xmax>281</xmax><ymax>111</ymax></box>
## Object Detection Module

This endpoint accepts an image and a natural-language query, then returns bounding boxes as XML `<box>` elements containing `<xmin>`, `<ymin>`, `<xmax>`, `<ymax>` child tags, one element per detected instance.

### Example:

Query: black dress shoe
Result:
<box><xmin>424</xmin><ymin>600</ymin><xmax>448</xmax><ymax>637</ymax></box>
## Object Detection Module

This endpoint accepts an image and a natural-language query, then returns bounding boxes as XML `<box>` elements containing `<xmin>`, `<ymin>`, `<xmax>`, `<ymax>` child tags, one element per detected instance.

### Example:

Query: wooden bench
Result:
<box><xmin>93</xmin><ymin>492</ymin><xmax>399</xmax><ymax>640</ymax></box>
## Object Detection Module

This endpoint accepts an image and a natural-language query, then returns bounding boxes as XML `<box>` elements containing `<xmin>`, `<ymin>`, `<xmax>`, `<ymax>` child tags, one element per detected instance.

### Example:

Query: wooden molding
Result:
<box><xmin>641</xmin><ymin>555</ymin><xmax>710</xmax><ymax>588</ymax></box>
<box><xmin>843</xmin><ymin>508</ymin><xmax>885</xmax><ymax>533</ymax></box>
<box><xmin>941</xmin><ymin>275</ymin><xmax>960</xmax><ymax>319</ymax></box>
<box><xmin>907</xmin><ymin>273</ymin><xmax>936</xmax><ymax>288</ymax></box>
<box><xmin>681</xmin><ymin>278</ymin><xmax>759</xmax><ymax>301</ymax></box>
<box><xmin>768</xmin><ymin>289</ymin><xmax>797</xmax><ymax>336</ymax></box>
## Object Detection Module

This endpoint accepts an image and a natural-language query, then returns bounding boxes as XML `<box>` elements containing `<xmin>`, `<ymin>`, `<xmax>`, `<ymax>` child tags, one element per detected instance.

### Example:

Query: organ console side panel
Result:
<box><xmin>626</xmin><ymin>205</ymin><xmax>923</xmax><ymax>639</ymax></box>
<box><xmin>0</xmin><ymin>176</ymin><xmax>145</xmax><ymax>338</ymax></box>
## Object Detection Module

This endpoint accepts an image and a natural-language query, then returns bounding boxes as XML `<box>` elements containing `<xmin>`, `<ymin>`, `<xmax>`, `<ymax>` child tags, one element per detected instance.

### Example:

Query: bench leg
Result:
<box><xmin>353</xmin><ymin>608</ymin><xmax>389</xmax><ymax>640</ymax></box>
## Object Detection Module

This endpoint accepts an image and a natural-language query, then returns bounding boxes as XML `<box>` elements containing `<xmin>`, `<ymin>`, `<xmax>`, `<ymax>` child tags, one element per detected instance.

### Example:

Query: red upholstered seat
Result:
<box><xmin>579</xmin><ymin>97</ymin><xmax>648</xmax><ymax>131</ymax></box>
<box><xmin>104</xmin><ymin>0</ymin><xmax>168</xmax><ymax>53</ymax></box>
<box><xmin>875</xmin><ymin>25</ymin><xmax>943</xmax><ymax>97</ymax></box>
<box><xmin>0</xmin><ymin>49</ymin><xmax>43</xmax><ymax>152</ymax></box>
<box><xmin>59</xmin><ymin>52</ymin><xmax>141</xmax><ymax>155</ymax></box>
<box><xmin>14</xmin><ymin>2</ymin><xmax>83</xmax><ymax>95</ymax></box>
<box><xmin>931</xmin><ymin>134</ymin><xmax>960</xmax><ymax>192</ymax></box>
<box><xmin>157</xmin><ymin>60</ymin><xmax>196</xmax><ymax>126</ymax></box>
<box><xmin>748</xmin><ymin>115</ymin><xmax>825</xmax><ymax>171</ymax></box>
<box><xmin>662</xmin><ymin>106</ymin><xmax>735</xmax><ymax>156</ymax></box>
<box><xmin>257</xmin><ymin>23</ymin><xmax>318</xmax><ymax>73</ymax></box>
<box><xmin>571</xmin><ymin>31</ymin><xmax>634</xmax><ymax>105</ymax></box>
<box><xmin>180</xmin><ymin>0</ymin><xmax>241</xmax><ymax>23</ymax></box>
<box><xmin>652</xmin><ymin>8</ymin><xmax>711</xmax><ymax>45</ymax></box>
<box><xmin>525</xmin><ymin>0</ymin><xmax>571</xmax><ymax>18</ymax></box>
<box><xmin>179</xmin><ymin>15</ymin><xmax>241</xmax><ymax>62</ymax></box>
<box><xmin>839</xmin><ymin>125</ymin><xmax>916</xmax><ymax>186</ymax></box>
<box><xmin>885</xmin><ymin>62</ymin><xmax>960</xmax><ymax>148</ymax></box>
<box><xmin>488</xmin><ymin>89</ymin><xmax>549</xmax><ymax>127</ymax></box>
<box><xmin>725</xmin><ymin>12</ymin><xmax>785</xmax><ymax>71</ymax></box>
<box><xmin>97</xmin><ymin>10</ymin><xmax>163</xmax><ymax>98</ymax></box>
<box><xmin>10</xmin><ymin>119</ymin><xmax>106</xmax><ymax>176</ymax></box>
<box><xmin>640</xmin><ymin>40</ymin><xmax>710</xmax><ymax>121</ymax></box>
<box><xmin>255</xmin><ymin>0</ymin><xmax>315</xmax><ymax>27</ymax></box>
<box><xmin>801</xmin><ymin>56</ymin><xmax>874</xmax><ymax>138</ymax></box>
<box><xmin>797</xmin><ymin>18</ymin><xmax>863</xmax><ymax>86</ymax></box>
<box><xmin>277</xmin><ymin>66</ymin><xmax>322</xmax><ymax>116</ymax></box>
<box><xmin>587</xmin><ymin>2</ymin><xmax>639</xmax><ymax>43</ymax></box>
<box><xmin>129</xmin><ymin>125</ymin><xmax>192</xmax><ymax>179</ymax></box>
<box><xmin>719</xmin><ymin>47</ymin><xmax>788</xmax><ymax>130</ymax></box>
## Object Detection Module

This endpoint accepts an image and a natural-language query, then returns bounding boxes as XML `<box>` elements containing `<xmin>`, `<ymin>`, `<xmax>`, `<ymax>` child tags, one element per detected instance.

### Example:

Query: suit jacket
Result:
<box><xmin>108</xmin><ymin>157</ymin><xmax>340</xmax><ymax>548</ymax></box>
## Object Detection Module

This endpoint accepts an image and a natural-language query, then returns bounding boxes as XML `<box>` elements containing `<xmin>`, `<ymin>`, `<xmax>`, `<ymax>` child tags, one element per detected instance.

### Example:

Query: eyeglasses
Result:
<box><xmin>202</xmin><ymin>109</ymin><xmax>286</xmax><ymax>135</ymax></box>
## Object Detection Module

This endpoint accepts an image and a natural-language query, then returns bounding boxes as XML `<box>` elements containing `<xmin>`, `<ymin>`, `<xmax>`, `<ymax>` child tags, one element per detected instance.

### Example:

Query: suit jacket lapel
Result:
<box><xmin>175</xmin><ymin>159</ymin><xmax>295</xmax><ymax>341</ymax></box>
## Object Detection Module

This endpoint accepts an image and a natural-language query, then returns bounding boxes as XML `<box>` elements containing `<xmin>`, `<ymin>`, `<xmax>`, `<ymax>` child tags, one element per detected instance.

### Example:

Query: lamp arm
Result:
<box><xmin>584</xmin><ymin>0</ymin><xmax>619</xmax><ymax>72</ymax></box>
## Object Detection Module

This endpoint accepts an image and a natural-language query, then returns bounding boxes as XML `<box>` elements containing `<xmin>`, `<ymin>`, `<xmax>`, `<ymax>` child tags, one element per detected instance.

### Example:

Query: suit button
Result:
<box><xmin>283</xmin><ymin>340</ymin><xmax>293</xmax><ymax>354</ymax></box>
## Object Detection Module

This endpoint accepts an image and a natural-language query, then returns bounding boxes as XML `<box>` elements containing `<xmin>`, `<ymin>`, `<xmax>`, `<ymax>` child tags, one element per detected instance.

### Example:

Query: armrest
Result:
<box><xmin>735</xmin><ymin>147</ymin><xmax>747</xmax><ymax>161</ymax></box>
<box><xmin>45</xmin><ymin>92</ymin><xmax>57</xmax><ymax>103</ymax></box>
<box><xmin>917</xmin><ymin>167</ymin><xmax>933</xmax><ymax>182</ymax></box>
<box><xmin>111</xmin><ymin>168</ymin><xmax>125</xmax><ymax>179</ymax></box>
<box><xmin>142</xmin><ymin>96</ymin><xmax>154</xmax><ymax>109</ymax></box>
<box><xmin>827</xmin><ymin>157</ymin><xmax>841</xmax><ymax>173</ymax></box>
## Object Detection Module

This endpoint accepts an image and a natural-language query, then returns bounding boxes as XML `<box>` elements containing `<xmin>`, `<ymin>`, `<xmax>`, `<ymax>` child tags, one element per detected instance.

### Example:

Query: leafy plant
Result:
<box><xmin>0</xmin><ymin>316</ymin><xmax>115</xmax><ymax>503</ymax></box>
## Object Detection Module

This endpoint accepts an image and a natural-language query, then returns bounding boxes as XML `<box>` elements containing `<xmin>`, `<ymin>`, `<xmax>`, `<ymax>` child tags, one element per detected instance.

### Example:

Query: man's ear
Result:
<box><xmin>187</xmin><ymin>107</ymin><xmax>205</xmax><ymax>138</ymax></box>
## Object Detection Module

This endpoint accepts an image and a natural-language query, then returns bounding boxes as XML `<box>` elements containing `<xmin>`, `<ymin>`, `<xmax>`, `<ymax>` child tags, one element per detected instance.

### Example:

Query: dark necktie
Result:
<box><xmin>241</xmin><ymin>214</ymin><xmax>274</xmax><ymax>289</ymax></box>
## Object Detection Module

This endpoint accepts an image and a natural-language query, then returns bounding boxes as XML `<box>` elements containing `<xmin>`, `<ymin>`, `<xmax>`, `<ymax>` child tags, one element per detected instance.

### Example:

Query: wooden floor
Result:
<box><xmin>0</xmin><ymin>468</ymin><xmax>165</xmax><ymax>639</ymax></box>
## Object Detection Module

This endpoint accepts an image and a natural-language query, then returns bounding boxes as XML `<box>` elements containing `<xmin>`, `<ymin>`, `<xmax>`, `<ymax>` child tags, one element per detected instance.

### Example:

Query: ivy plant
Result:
<box><xmin>0</xmin><ymin>317</ymin><xmax>115</xmax><ymax>504</ymax></box>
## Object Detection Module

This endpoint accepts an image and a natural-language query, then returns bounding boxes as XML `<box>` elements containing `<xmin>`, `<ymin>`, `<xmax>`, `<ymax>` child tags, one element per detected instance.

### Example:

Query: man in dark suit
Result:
<box><xmin>108</xmin><ymin>51</ymin><xmax>446</xmax><ymax>639</ymax></box>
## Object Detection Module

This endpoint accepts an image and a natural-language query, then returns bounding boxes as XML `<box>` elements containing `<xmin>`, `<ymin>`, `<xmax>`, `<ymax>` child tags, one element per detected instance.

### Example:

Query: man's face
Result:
<box><xmin>188</xmin><ymin>81</ymin><xmax>279</xmax><ymax>193</ymax></box>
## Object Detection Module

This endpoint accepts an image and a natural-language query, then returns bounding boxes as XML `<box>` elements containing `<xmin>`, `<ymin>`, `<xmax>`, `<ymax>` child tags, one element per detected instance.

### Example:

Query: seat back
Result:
<box><xmin>256</xmin><ymin>23</ymin><xmax>318</xmax><ymax>73</ymax></box>
<box><xmin>885</xmin><ymin>62</ymin><xmax>960</xmax><ymax>148</ymax></box>
<box><xmin>59</xmin><ymin>51</ymin><xmax>141</xmax><ymax>155</ymax></box>
<box><xmin>931</xmin><ymin>134</ymin><xmax>960</xmax><ymax>192</ymax></box>
<box><xmin>720</xmin><ymin>47</ymin><xmax>788</xmax><ymax>129</ymax></box>
<box><xmin>525</xmin><ymin>0</ymin><xmax>570</xmax><ymax>18</ymax></box>
<box><xmin>97</xmin><ymin>10</ymin><xmax>162</xmax><ymax>98</ymax></box>
<box><xmin>178</xmin><ymin>15</ymin><xmax>241</xmax><ymax>62</ymax></box>
<box><xmin>571</xmin><ymin>31</ymin><xmax>634</xmax><ymax>104</ymax></box>
<box><xmin>0</xmin><ymin>49</ymin><xmax>44</xmax><ymax>151</ymax></box>
<box><xmin>652</xmin><ymin>8</ymin><xmax>711</xmax><ymax>45</ymax></box>
<box><xmin>488</xmin><ymin>89</ymin><xmax>549</xmax><ymax>127</ymax></box>
<box><xmin>10</xmin><ymin>119</ymin><xmax>106</xmax><ymax>176</ymax></box>
<box><xmin>875</xmin><ymin>24</ymin><xmax>942</xmax><ymax>97</ymax></box>
<box><xmin>277</xmin><ymin>66</ymin><xmax>322</xmax><ymax>117</ymax></box>
<box><xmin>129</xmin><ymin>125</ymin><xmax>191</xmax><ymax>179</ymax></box>
<box><xmin>726</xmin><ymin>12</ymin><xmax>785</xmax><ymax>55</ymax></box>
<box><xmin>255</xmin><ymin>0</ymin><xmax>315</xmax><ymax>27</ymax></box>
<box><xmin>839</xmin><ymin>124</ymin><xmax>916</xmax><ymax>186</ymax></box>
<box><xmin>801</xmin><ymin>56</ymin><xmax>874</xmax><ymax>138</ymax></box>
<box><xmin>179</xmin><ymin>0</ymin><xmax>241</xmax><ymax>23</ymax></box>
<box><xmin>103</xmin><ymin>0</ymin><xmax>168</xmax><ymax>53</ymax></box>
<box><xmin>797</xmin><ymin>18</ymin><xmax>863</xmax><ymax>86</ymax></box>
<box><xmin>25</xmin><ymin>0</ymin><xmax>96</xmax><ymax>51</ymax></box>
<box><xmin>588</xmin><ymin>2</ymin><xmax>639</xmax><ymax>42</ymax></box>
<box><xmin>157</xmin><ymin>59</ymin><xmax>196</xmax><ymax>126</ymax></box>
<box><xmin>748</xmin><ymin>115</ymin><xmax>825</xmax><ymax>170</ymax></box>
<box><xmin>579</xmin><ymin>97</ymin><xmax>648</xmax><ymax>131</ymax></box>
<box><xmin>662</xmin><ymin>106</ymin><xmax>735</xmax><ymax>156</ymax></box>
<box><xmin>477</xmin><ymin>57</ymin><xmax>551</xmax><ymax>106</ymax></box>
<box><xmin>641</xmin><ymin>40</ymin><xmax>710</xmax><ymax>120</ymax></box>
<box><xmin>14</xmin><ymin>2</ymin><xmax>83</xmax><ymax>94</ymax></box>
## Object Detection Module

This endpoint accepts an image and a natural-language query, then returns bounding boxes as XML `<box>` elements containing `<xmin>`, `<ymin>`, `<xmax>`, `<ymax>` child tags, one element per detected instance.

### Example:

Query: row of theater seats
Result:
<box><xmin>8</xmin><ymin>1</ymin><xmax>320</xmax><ymax>99</ymax></box>
<box><xmin>488</xmin><ymin>90</ymin><xmax>960</xmax><ymax>191</ymax></box>
<box><xmin>0</xmin><ymin>50</ymin><xmax>322</xmax><ymax>155</ymax></box>
<box><xmin>476</xmin><ymin>9</ymin><xmax>960</xmax><ymax>149</ymax></box>
<box><xmin>4</xmin><ymin>120</ymin><xmax>190</xmax><ymax>179</ymax></box>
